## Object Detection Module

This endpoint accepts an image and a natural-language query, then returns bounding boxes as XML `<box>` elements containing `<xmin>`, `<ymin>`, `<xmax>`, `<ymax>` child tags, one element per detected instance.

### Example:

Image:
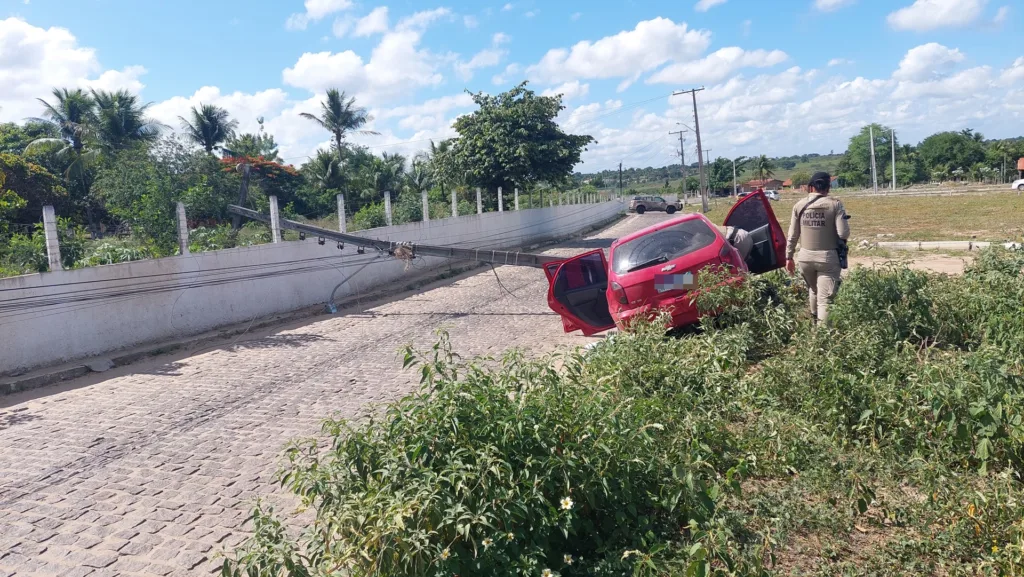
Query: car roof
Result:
<box><xmin>612</xmin><ymin>212</ymin><xmax>716</xmax><ymax>248</ymax></box>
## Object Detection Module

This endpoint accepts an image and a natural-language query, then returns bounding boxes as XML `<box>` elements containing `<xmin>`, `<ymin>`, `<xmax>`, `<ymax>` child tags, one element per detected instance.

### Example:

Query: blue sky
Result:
<box><xmin>2</xmin><ymin>0</ymin><xmax>1021</xmax><ymax>171</ymax></box>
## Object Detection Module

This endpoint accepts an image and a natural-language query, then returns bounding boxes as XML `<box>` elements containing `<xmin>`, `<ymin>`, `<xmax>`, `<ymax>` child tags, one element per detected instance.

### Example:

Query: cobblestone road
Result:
<box><xmin>0</xmin><ymin>213</ymin><xmax>668</xmax><ymax>577</ymax></box>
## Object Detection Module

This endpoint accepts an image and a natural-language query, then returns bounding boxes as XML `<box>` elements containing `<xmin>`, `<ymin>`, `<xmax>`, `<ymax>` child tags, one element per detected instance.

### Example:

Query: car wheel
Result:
<box><xmin>1018</xmin><ymin>184</ymin><xmax>1024</xmax><ymax>191</ymax></box>
<box><xmin>665</xmin><ymin>205</ymin><xmax>677</xmax><ymax>214</ymax></box>
<box><xmin>635</xmin><ymin>205</ymin><xmax>646</xmax><ymax>214</ymax></box>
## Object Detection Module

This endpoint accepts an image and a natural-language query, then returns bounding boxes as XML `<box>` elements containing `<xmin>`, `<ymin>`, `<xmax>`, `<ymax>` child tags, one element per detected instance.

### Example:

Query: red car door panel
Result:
<box><xmin>546</xmin><ymin>249</ymin><xmax>615</xmax><ymax>336</ymax></box>
<box><xmin>723</xmin><ymin>191</ymin><xmax>786</xmax><ymax>274</ymax></box>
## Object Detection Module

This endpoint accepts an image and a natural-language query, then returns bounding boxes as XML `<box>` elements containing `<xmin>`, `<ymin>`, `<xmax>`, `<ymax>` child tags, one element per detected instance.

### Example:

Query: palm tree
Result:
<box><xmin>28</xmin><ymin>87</ymin><xmax>96</xmax><ymax>154</ymax></box>
<box><xmin>299</xmin><ymin>89</ymin><xmax>378</xmax><ymax>164</ymax></box>
<box><xmin>92</xmin><ymin>89</ymin><xmax>163</xmax><ymax>151</ymax></box>
<box><xmin>752</xmin><ymin>155</ymin><xmax>776</xmax><ymax>187</ymax></box>
<box><xmin>179</xmin><ymin>104</ymin><xmax>238</xmax><ymax>153</ymax></box>
<box><xmin>407</xmin><ymin>161</ymin><xmax>433</xmax><ymax>196</ymax></box>
<box><xmin>304</xmin><ymin>148</ymin><xmax>344</xmax><ymax>192</ymax></box>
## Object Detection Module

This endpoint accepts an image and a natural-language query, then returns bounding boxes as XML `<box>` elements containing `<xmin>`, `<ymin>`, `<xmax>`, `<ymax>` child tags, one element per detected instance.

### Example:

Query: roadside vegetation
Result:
<box><xmin>0</xmin><ymin>83</ymin><xmax>590</xmax><ymax>277</ymax></box>
<box><xmin>223</xmin><ymin>246</ymin><xmax>1024</xmax><ymax>576</ymax></box>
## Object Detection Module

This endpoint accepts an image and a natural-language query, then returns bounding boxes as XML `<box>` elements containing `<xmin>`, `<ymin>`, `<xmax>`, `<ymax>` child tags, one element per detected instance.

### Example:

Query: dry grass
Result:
<box><xmin>693</xmin><ymin>190</ymin><xmax>1024</xmax><ymax>242</ymax></box>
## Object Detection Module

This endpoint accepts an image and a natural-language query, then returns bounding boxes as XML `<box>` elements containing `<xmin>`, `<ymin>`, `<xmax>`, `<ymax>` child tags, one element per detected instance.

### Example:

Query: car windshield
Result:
<box><xmin>611</xmin><ymin>219</ymin><xmax>717</xmax><ymax>274</ymax></box>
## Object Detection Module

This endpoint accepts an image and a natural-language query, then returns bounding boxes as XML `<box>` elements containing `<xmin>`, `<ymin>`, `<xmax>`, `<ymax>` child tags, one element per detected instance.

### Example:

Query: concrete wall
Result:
<box><xmin>0</xmin><ymin>202</ymin><xmax>623</xmax><ymax>374</ymax></box>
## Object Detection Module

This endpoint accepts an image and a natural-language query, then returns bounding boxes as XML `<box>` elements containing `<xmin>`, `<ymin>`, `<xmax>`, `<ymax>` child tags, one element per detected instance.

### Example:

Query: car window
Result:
<box><xmin>725</xmin><ymin>194</ymin><xmax>770</xmax><ymax>232</ymax></box>
<box><xmin>611</xmin><ymin>219</ymin><xmax>717</xmax><ymax>274</ymax></box>
<box><xmin>655</xmin><ymin>197</ymin><xmax>665</xmax><ymax>203</ymax></box>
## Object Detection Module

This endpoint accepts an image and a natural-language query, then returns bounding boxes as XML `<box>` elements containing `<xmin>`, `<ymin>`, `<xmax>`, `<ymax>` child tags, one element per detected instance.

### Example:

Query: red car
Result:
<box><xmin>544</xmin><ymin>191</ymin><xmax>787</xmax><ymax>335</ymax></box>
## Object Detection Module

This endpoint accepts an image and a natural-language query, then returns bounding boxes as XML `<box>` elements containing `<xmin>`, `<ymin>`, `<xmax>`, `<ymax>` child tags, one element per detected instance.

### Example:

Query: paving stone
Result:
<box><xmin>0</xmin><ymin>214</ymin><xmax>657</xmax><ymax>577</ymax></box>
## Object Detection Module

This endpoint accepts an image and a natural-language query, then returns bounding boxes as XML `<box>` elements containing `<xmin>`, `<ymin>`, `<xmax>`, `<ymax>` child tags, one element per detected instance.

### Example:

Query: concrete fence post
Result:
<box><xmin>476</xmin><ymin>187</ymin><xmax>482</xmax><ymax>214</ymax></box>
<box><xmin>514</xmin><ymin>187</ymin><xmax>520</xmax><ymax>210</ymax></box>
<box><xmin>269</xmin><ymin>195</ymin><xmax>282</xmax><ymax>243</ymax></box>
<box><xmin>176</xmin><ymin>202</ymin><xmax>190</xmax><ymax>256</ymax></box>
<box><xmin>497</xmin><ymin>186</ymin><xmax>504</xmax><ymax>212</ymax></box>
<box><xmin>384</xmin><ymin>191</ymin><xmax>393</xmax><ymax>226</ymax></box>
<box><xmin>41</xmin><ymin>205</ymin><xmax>62</xmax><ymax>271</ymax></box>
<box><xmin>337</xmin><ymin>193</ymin><xmax>347</xmax><ymax>233</ymax></box>
<box><xmin>422</xmin><ymin>190</ymin><xmax>430</xmax><ymax>223</ymax></box>
<box><xmin>451</xmin><ymin>189</ymin><xmax>458</xmax><ymax>217</ymax></box>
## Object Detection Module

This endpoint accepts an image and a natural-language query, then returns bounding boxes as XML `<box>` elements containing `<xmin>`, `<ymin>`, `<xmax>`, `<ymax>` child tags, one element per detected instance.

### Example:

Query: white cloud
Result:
<box><xmin>828</xmin><ymin>58</ymin><xmax>852</xmax><ymax>66</ymax></box>
<box><xmin>887</xmin><ymin>0</ymin><xmax>987</xmax><ymax>31</ymax></box>
<box><xmin>463</xmin><ymin>15</ymin><xmax>479</xmax><ymax>28</ymax></box>
<box><xmin>0</xmin><ymin>17</ymin><xmax>150</xmax><ymax>122</ymax></box>
<box><xmin>332</xmin><ymin>15</ymin><xmax>355</xmax><ymax>37</ymax></box>
<box><xmin>286</xmin><ymin>0</ymin><xmax>353</xmax><ymax>30</ymax></box>
<box><xmin>647</xmin><ymin>47</ymin><xmax>788</xmax><ymax>85</ymax></box>
<box><xmin>993</xmin><ymin>5</ymin><xmax>1010</xmax><ymax>24</ymax></box>
<box><xmin>541</xmin><ymin>81</ymin><xmax>590</xmax><ymax>100</ymax></box>
<box><xmin>741</xmin><ymin>19</ymin><xmax>752</xmax><ymax>36</ymax></box>
<box><xmin>814</xmin><ymin>0</ymin><xmax>856</xmax><ymax>11</ymax></box>
<box><xmin>283</xmin><ymin>10</ymin><xmax>451</xmax><ymax>102</ymax></box>
<box><xmin>502</xmin><ymin>3</ymin><xmax>513</xmax><ymax>11</ymax></box>
<box><xmin>893</xmin><ymin>66</ymin><xmax>992</xmax><ymax>99</ymax></box>
<box><xmin>493</xmin><ymin>32</ymin><xmax>511</xmax><ymax>45</ymax></box>
<box><xmin>892</xmin><ymin>43</ymin><xmax>964</xmax><ymax>81</ymax></box>
<box><xmin>695</xmin><ymin>0</ymin><xmax>728</xmax><ymax>12</ymax></box>
<box><xmin>85</xmin><ymin>65</ymin><xmax>147</xmax><ymax>93</ymax></box>
<box><xmin>354</xmin><ymin>6</ymin><xmax>389</xmax><ymax>37</ymax></box>
<box><xmin>525</xmin><ymin>11</ymin><xmax>536</xmax><ymax>18</ymax></box>
<box><xmin>1000</xmin><ymin>56</ymin><xmax>1024</xmax><ymax>85</ymax></box>
<box><xmin>526</xmin><ymin>17</ymin><xmax>711</xmax><ymax>84</ymax></box>
<box><xmin>492</xmin><ymin>63</ymin><xmax>521</xmax><ymax>85</ymax></box>
<box><xmin>455</xmin><ymin>49</ymin><xmax>506</xmax><ymax>81</ymax></box>
<box><xmin>571</xmin><ymin>12</ymin><xmax>582</xmax><ymax>21</ymax></box>
<box><xmin>149</xmin><ymin>86</ymin><xmax>291</xmax><ymax>140</ymax></box>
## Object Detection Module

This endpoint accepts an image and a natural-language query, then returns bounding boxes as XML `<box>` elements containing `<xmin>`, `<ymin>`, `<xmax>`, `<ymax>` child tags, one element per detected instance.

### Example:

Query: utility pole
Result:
<box><xmin>670</xmin><ymin>129</ymin><xmax>687</xmax><ymax>205</ymax></box>
<box><xmin>618</xmin><ymin>162</ymin><xmax>623</xmax><ymax>198</ymax></box>
<box><xmin>869</xmin><ymin>125</ymin><xmax>879</xmax><ymax>195</ymax></box>
<box><xmin>891</xmin><ymin>128</ymin><xmax>897</xmax><ymax>193</ymax></box>
<box><xmin>674</xmin><ymin>88</ymin><xmax>707</xmax><ymax>212</ymax></box>
<box><xmin>732</xmin><ymin>158</ymin><xmax>738</xmax><ymax>197</ymax></box>
<box><xmin>704</xmin><ymin>149</ymin><xmax>712</xmax><ymax>199</ymax></box>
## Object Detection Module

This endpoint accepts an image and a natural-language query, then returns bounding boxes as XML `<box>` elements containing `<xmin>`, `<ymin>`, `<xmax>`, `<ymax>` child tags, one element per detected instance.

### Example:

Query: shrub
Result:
<box><xmin>77</xmin><ymin>240</ymin><xmax>153</xmax><ymax>266</ymax></box>
<box><xmin>223</xmin><ymin>334</ymin><xmax>765</xmax><ymax>577</ymax></box>
<box><xmin>352</xmin><ymin>202</ymin><xmax>387</xmax><ymax>230</ymax></box>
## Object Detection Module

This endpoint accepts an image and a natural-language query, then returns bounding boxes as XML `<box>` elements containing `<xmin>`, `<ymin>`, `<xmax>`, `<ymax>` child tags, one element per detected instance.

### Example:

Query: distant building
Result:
<box><xmin>741</xmin><ymin>179</ymin><xmax>784</xmax><ymax>193</ymax></box>
<box><xmin>782</xmin><ymin>179</ymin><xmax>793</xmax><ymax>189</ymax></box>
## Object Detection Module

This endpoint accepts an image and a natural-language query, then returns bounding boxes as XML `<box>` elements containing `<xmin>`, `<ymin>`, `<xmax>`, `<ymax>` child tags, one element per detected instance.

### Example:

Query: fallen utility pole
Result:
<box><xmin>227</xmin><ymin>205</ymin><xmax>563</xmax><ymax>269</ymax></box>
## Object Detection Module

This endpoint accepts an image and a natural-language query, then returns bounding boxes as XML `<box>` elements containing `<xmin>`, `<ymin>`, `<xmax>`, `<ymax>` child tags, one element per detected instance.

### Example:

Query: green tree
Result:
<box><xmin>838</xmin><ymin>124</ymin><xmax>895</xmax><ymax>188</ymax></box>
<box><xmin>790</xmin><ymin>170</ymin><xmax>811</xmax><ymax>188</ymax></box>
<box><xmin>0</xmin><ymin>173</ymin><xmax>27</xmax><ymax>235</ymax></box>
<box><xmin>0</xmin><ymin>122</ymin><xmax>59</xmax><ymax>154</ymax></box>
<box><xmin>179</xmin><ymin>104</ymin><xmax>238</xmax><ymax>154</ymax></box>
<box><xmin>299</xmin><ymin>89</ymin><xmax>378</xmax><ymax>166</ymax></box>
<box><xmin>92</xmin><ymin>89</ymin><xmax>162</xmax><ymax>152</ymax></box>
<box><xmin>916</xmin><ymin>131</ymin><xmax>985</xmax><ymax>178</ymax></box>
<box><xmin>0</xmin><ymin>153</ymin><xmax>69</xmax><ymax>224</ymax></box>
<box><xmin>223</xmin><ymin>119</ymin><xmax>281</xmax><ymax>161</ymax></box>
<box><xmin>446</xmin><ymin>82</ymin><xmax>595</xmax><ymax>200</ymax></box>
<box><xmin>752</xmin><ymin>154</ymin><xmax>776</xmax><ymax>184</ymax></box>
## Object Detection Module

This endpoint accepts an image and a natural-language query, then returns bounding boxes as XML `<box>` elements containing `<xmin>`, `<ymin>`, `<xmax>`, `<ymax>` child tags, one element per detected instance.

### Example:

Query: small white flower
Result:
<box><xmin>560</xmin><ymin>496</ymin><xmax>574</xmax><ymax>511</ymax></box>
<box><xmin>541</xmin><ymin>569</ymin><xmax>554</xmax><ymax>577</ymax></box>
<box><xmin>506</xmin><ymin>532</ymin><xmax>515</xmax><ymax>540</ymax></box>
<box><xmin>439</xmin><ymin>548</ymin><xmax>451</xmax><ymax>561</ymax></box>
<box><xmin>482</xmin><ymin>538</ymin><xmax>494</xmax><ymax>549</ymax></box>
<box><xmin>563</xmin><ymin>554</ymin><xmax>573</xmax><ymax>565</ymax></box>
<box><xmin>622</xmin><ymin>549</ymin><xmax>640</xmax><ymax>561</ymax></box>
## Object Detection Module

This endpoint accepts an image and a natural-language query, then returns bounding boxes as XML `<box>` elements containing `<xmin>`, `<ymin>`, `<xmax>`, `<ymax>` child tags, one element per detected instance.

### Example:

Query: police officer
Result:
<box><xmin>785</xmin><ymin>172</ymin><xmax>850</xmax><ymax>324</ymax></box>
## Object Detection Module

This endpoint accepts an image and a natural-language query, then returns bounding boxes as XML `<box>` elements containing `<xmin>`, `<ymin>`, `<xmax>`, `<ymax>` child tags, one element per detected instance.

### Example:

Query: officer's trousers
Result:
<box><xmin>797</xmin><ymin>249</ymin><xmax>841</xmax><ymax>324</ymax></box>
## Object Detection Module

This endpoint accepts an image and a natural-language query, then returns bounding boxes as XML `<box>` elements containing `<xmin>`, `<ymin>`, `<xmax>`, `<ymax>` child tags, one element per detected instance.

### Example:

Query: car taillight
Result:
<box><xmin>610</xmin><ymin>281</ymin><xmax>627</xmax><ymax>304</ymax></box>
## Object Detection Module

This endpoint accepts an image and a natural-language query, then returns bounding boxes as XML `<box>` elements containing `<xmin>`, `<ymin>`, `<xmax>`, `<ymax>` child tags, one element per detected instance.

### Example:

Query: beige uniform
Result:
<box><xmin>786</xmin><ymin>194</ymin><xmax>850</xmax><ymax>323</ymax></box>
<box><xmin>717</xmin><ymin>225</ymin><xmax>753</xmax><ymax>263</ymax></box>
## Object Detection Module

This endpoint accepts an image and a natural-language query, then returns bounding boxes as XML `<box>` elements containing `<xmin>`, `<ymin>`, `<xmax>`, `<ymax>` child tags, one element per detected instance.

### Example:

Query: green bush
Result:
<box><xmin>224</xmin><ymin>334</ymin><xmax>765</xmax><ymax>577</ymax></box>
<box><xmin>352</xmin><ymin>202</ymin><xmax>387</xmax><ymax>230</ymax></box>
<box><xmin>77</xmin><ymin>240</ymin><xmax>153</xmax><ymax>266</ymax></box>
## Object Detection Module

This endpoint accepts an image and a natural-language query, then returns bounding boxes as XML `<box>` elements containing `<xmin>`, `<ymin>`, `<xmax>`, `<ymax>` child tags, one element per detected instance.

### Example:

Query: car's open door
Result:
<box><xmin>723</xmin><ymin>191</ymin><xmax>786</xmax><ymax>274</ymax></box>
<box><xmin>546</xmin><ymin>249</ymin><xmax>616</xmax><ymax>336</ymax></box>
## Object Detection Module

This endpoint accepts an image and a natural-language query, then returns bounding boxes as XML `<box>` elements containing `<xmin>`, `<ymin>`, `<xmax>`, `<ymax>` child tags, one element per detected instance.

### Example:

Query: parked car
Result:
<box><xmin>763</xmin><ymin>189</ymin><xmax>780</xmax><ymax>201</ymax></box>
<box><xmin>1012</xmin><ymin>179</ymin><xmax>1024</xmax><ymax>191</ymax></box>
<box><xmin>628</xmin><ymin>195</ymin><xmax>680</xmax><ymax>215</ymax></box>
<box><xmin>544</xmin><ymin>191</ymin><xmax>786</xmax><ymax>335</ymax></box>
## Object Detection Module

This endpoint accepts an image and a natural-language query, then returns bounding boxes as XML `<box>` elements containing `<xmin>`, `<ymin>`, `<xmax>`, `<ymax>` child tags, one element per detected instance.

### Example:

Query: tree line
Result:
<box><xmin>0</xmin><ymin>81</ymin><xmax>592</xmax><ymax>276</ymax></box>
